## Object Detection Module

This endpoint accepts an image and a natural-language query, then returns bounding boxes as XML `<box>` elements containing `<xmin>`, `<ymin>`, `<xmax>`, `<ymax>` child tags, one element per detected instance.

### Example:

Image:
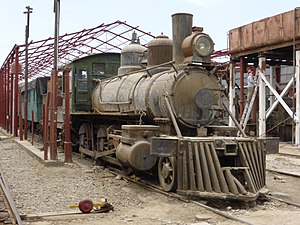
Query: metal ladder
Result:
<box><xmin>238</xmin><ymin>85</ymin><xmax>258</xmax><ymax>135</ymax></box>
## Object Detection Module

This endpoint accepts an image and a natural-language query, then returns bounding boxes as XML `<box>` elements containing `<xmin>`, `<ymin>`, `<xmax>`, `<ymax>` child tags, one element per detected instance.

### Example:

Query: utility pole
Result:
<box><xmin>50</xmin><ymin>0</ymin><xmax>60</xmax><ymax>160</ymax></box>
<box><xmin>23</xmin><ymin>6</ymin><xmax>33</xmax><ymax>140</ymax></box>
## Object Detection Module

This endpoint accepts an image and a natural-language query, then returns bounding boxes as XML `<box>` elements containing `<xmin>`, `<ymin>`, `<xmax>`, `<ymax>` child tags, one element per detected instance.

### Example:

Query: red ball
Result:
<box><xmin>78</xmin><ymin>198</ymin><xmax>94</xmax><ymax>213</ymax></box>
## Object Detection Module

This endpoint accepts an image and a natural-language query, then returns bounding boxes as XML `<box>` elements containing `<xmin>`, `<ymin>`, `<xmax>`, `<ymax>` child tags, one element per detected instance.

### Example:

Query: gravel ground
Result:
<box><xmin>1</xmin><ymin>130</ymin><xmax>300</xmax><ymax>225</ymax></box>
<box><xmin>0</xmin><ymin>135</ymin><xmax>223</xmax><ymax>225</ymax></box>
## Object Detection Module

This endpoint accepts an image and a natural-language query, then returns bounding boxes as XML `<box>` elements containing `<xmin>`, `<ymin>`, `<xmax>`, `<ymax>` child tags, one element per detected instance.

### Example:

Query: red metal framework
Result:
<box><xmin>1</xmin><ymin>20</ymin><xmax>154</xmax><ymax>80</ymax></box>
<box><xmin>0</xmin><ymin>20</ymin><xmax>155</xmax><ymax>135</ymax></box>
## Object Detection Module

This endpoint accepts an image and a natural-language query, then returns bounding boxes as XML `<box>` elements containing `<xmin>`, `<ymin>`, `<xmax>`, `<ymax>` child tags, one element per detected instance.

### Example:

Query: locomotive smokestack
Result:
<box><xmin>172</xmin><ymin>13</ymin><xmax>193</xmax><ymax>65</ymax></box>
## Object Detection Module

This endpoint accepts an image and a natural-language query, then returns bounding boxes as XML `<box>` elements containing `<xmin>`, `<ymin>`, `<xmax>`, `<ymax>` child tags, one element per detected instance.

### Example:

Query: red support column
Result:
<box><xmin>4</xmin><ymin>64</ymin><xmax>8</xmax><ymax>132</ymax></box>
<box><xmin>42</xmin><ymin>104</ymin><xmax>47</xmax><ymax>159</ymax></box>
<box><xmin>44</xmin><ymin>92</ymin><xmax>51</xmax><ymax>160</ymax></box>
<box><xmin>19</xmin><ymin>92</ymin><xmax>23</xmax><ymax>140</ymax></box>
<box><xmin>64</xmin><ymin>66</ymin><xmax>72</xmax><ymax>163</ymax></box>
<box><xmin>14</xmin><ymin>47</ymin><xmax>20</xmax><ymax>137</ymax></box>
<box><xmin>50</xmin><ymin>70</ymin><xmax>58</xmax><ymax>160</ymax></box>
<box><xmin>9</xmin><ymin>58</ymin><xmax>13</xmax><ymax>134</ymax></box>
<box><xmin>0</xmin><ymin>69</ymin><xmax>3</xmax><ymax>128</ymax></box>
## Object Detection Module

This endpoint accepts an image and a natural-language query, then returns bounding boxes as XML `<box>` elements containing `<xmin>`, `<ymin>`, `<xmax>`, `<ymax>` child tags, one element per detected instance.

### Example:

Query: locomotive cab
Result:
<box><xmin>71</xmin><ymin>53</ymin><xmax>120</xmax><ymax>112</ymax></box>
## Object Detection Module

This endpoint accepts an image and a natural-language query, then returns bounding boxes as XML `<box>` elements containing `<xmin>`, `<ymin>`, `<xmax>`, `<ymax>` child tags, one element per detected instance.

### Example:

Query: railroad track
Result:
<box><xmin>107</xmin><ymin>167</ymin><xmax>255</xmax><ymax>225</ymax></box>
<box><xmin>0</xmin><ymin>168</ymin><xmax>23</xmax><ymax>225</ymax></box>
<box><xmin>79</xmin><ymin>153</ymin><xmax>300</xmax><ymax>225</ymax></box>
<box><xmin>266</xmin><ymin>167</ymin><xmax>300</xmax><ymax>207</ymax></box>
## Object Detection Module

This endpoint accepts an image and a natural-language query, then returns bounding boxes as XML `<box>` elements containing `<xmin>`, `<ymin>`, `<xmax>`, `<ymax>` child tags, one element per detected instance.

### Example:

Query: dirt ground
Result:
<box><xmin>0</xmin><ymin>130</ymin><xmax>300</xmax><ymax>225</ymax></box>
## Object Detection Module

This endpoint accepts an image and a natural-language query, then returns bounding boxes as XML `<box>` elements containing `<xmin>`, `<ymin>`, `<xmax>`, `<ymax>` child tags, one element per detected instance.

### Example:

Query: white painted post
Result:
<box><xmin>258</xmin><ymin>56</ymin><xmax>266</xmax><ymax>137</ymax></box>
<box><xmin>229</xmin><ymin>61</ymin><xmax>235</xmax><ymax>126</ymax></box>
<box><xmin>295</xmin><ymin>50</ymin><xmax>300</xmax><ymax>146</ymax></box>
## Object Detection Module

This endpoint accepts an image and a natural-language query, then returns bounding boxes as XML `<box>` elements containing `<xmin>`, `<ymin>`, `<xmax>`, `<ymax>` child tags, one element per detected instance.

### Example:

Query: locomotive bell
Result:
<box><xmin>182</xmin><ymin>26</ymin><xmax>214</xmax><ymax>65</ymax></box>
<box><xmin>118</xmin><ymin>32</ymin><xmax>147</xmax><ymax>75</ymax></box>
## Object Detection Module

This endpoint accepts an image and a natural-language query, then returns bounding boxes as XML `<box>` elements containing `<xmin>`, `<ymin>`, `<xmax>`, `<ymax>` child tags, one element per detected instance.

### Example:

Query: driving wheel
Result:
<box><xmin>158</xmin><ymin>157</ymin><xmax>176</xmax><ymax>192</ymax></box>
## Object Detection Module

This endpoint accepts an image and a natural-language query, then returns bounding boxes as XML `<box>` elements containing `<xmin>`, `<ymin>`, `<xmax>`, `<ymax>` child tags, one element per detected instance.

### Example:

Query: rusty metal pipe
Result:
<box><xmin>64</xmin><ymin>66</ymin><xmax>72</xmax><ymax>163</ymax></box>
<box><xmin>172</xmin><ymin>13</ymin><xmax>193</xmax><ymax>65</ymax></box>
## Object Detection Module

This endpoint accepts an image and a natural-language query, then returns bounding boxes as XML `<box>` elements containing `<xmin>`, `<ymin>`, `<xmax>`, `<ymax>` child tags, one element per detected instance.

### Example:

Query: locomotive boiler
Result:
<box><xmin>76</xmin><ymin>13</ymin><xmax>267</xmax><ymax>201</ymax></box>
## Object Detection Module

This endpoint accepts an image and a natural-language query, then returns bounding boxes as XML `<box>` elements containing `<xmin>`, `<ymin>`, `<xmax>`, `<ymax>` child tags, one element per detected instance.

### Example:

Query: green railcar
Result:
<box><xmin>70</xmin><ymin>53</ymin><xmax>120</xmax><ymax>112</ymax></box>
<box><xmin>20</xmin><ymin>77</ymin><xmax>50</xmax><ymax>123</ymax></box>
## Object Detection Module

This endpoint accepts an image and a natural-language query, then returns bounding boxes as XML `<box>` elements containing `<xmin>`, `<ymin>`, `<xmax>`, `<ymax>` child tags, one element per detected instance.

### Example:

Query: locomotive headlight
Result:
<box><xmin>193</xmin><ymin>35</ymin><xmax>214</xmax><ymax>57</ymax></box>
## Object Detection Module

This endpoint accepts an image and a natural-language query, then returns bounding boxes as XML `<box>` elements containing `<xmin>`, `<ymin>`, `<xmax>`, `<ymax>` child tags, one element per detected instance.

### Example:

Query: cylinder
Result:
<box><xmin>147</xmin><ymin>34</ymin><xmax>173</xmax><ymax>66</ymax></box>
<box><xmin>172</xmin><ymin>13</ymin><xmax>193</xmax><ymax>65</ymax></box>
<box><xmin>116</xmin><ymin>141</ymin><xmax>157</xmax><ymax>171</ymax></box>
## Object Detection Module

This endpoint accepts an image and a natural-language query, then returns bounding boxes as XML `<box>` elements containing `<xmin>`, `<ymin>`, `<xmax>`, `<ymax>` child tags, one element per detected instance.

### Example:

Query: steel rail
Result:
<box><xmin>266</xmin><ymin>168</ymin><xmax>300</xmax><ymax>178</ymax></box>
<box><xmin>266</xmin><ymin>195</ymin><xmax>300</xmax><ymax>208</ymax></box>
<box><xmin>0</xmin><ymin>169</ymin><xmax>23</xmax><ymax>224</ymax></box>
<box><xmin>107</xmin><ymin>167</ymin><xmax>253</xmax><ymax>225</ymax></box>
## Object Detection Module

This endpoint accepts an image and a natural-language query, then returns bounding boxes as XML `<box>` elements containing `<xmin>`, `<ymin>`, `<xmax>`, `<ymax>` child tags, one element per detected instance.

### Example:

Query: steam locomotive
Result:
<box><xmin>66</xmin><ymin>13</ymin><xmax>267</xmax><ymax>201</ymax></box>
<box><xmin>23</xmin><ymin>13</ymin><xmax>266</xmax><ymax>201</ymax></box>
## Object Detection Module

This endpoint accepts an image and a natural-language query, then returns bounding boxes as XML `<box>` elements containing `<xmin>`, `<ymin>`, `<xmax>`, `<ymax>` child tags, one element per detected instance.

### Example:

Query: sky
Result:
<box><xmin>0</xmin><ymin>0</ymin><xmax>299</xmax><ymax>64</ymax></box>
